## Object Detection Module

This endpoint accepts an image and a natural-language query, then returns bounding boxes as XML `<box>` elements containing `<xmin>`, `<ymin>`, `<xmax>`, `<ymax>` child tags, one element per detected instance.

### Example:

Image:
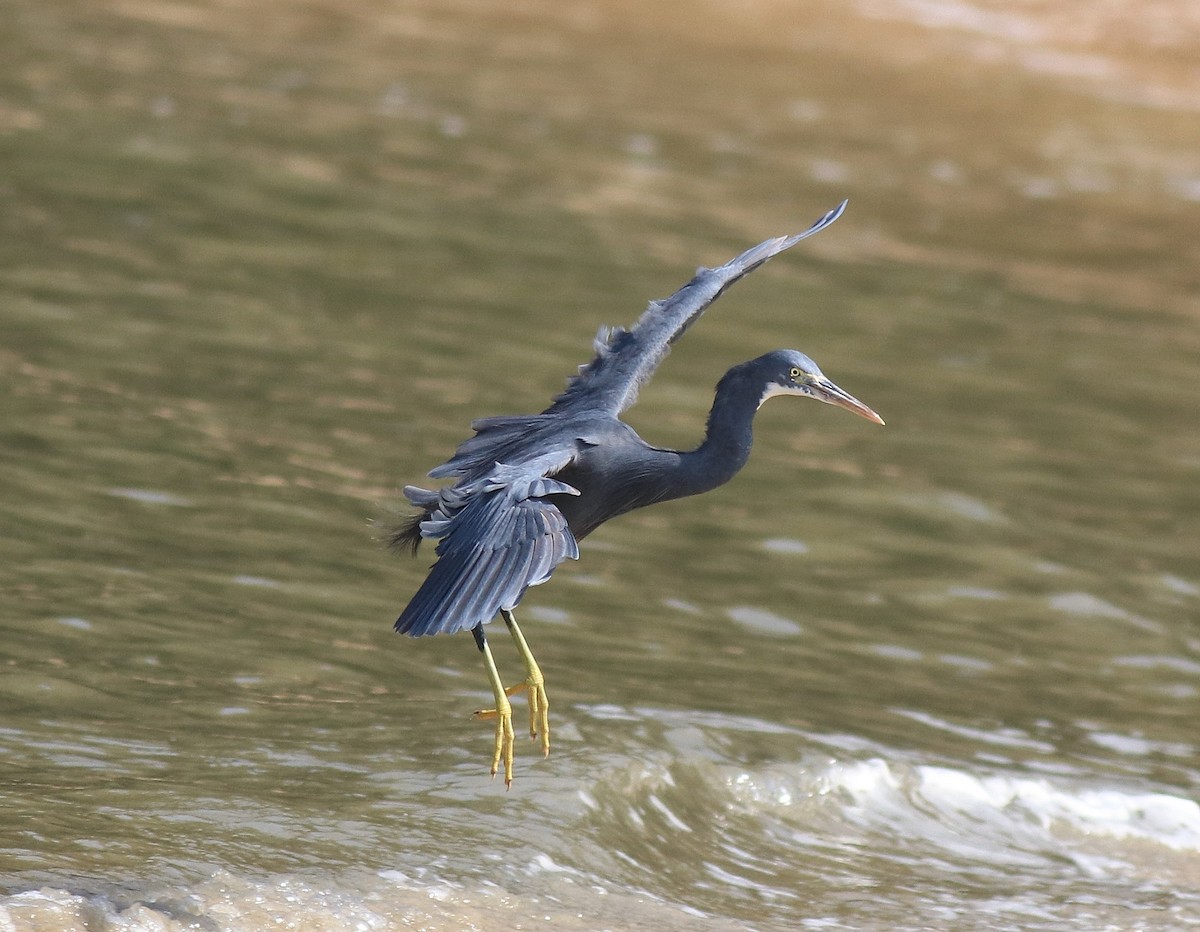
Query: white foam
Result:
<box><xmin>731</xmin><ymin>757</ymin><xmax>1200</xmax><ymax>860</ymax></box>
<box><xmin>966</xmin><ymin>776</ymin><xmax>1200</xmax><ymax>852</ymax></box>
<box><xmin>887</xmin><ymin>760</ymin><xmax>1200</xmax><ymax>852</ymax></box>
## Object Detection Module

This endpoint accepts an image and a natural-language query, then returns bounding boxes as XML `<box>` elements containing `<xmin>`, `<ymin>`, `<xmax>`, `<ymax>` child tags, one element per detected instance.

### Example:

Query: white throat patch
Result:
<box><xmin>757</xmin><ymin>382</ymin><xmax>811</xmax><ymax>408</ymax></box>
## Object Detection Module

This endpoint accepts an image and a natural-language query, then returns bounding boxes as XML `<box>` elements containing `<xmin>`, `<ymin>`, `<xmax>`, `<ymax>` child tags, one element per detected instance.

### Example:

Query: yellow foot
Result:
<box><xmin>474</xmin><ymin>612</ymin><xmax>550</xmax><ymax>786</ymax></box>
<box><xmin>474</xmin><ymin>696</ymin><xmax>515</xmax><ymax>787</ymax></box>
<box><xmin>504</xmin><ymin>673</ymin><xmax>550</xmax><ymax>758</ymax></box>
<box><xmin>476</xmin><ymin>673</ymin><xmax>549</xmax><ymax>786</ymax></box>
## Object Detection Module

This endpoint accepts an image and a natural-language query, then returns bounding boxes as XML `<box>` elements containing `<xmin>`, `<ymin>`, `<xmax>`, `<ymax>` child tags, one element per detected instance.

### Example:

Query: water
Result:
<box><xmin>3</xmin><ymin>0</ymin><xmax>1199</xmax><ymax>928</ymax></box>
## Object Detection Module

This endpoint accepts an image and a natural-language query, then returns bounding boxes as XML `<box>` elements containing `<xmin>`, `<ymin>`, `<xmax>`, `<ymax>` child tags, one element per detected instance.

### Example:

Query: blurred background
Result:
<box><xmin>2</xmin><ymin>1</ymin><xmax>1198</xmax><ymax>929</ymax></box>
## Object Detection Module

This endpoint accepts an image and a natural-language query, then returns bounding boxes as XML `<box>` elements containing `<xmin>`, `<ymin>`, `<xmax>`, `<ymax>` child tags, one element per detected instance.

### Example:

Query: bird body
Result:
<box><xmin>389</xmin><ymin>202</ymin><xmax>882</xmax><ymax>784</ymax></box>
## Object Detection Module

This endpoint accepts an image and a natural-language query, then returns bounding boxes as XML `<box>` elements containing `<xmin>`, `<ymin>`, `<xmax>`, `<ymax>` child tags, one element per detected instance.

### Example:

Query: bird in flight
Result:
<box><xmin>390</xmin><ymin>201</ymin><xmax>882</xmax><ymax>785</ymax></box>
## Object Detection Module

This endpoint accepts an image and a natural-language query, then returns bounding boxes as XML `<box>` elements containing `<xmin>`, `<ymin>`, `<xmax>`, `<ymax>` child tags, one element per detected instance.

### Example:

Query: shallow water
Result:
<box><xmin>2</xmin><ymin>0</ymin><xmax>1199</xmax><ymax>929</ymax></box>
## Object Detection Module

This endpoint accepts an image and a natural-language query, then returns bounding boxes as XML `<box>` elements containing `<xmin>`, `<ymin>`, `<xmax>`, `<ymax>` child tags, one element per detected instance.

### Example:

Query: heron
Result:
<box><xmin>390</xmin><ymin>201</ymin><xmax>882</xmax><ymax>786</ymax></box>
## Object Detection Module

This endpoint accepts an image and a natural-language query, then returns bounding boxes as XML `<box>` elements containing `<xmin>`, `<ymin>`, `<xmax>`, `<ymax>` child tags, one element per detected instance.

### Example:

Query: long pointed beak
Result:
<box><xmin>813</xmin><ymin>376</ymin><xmax>885</xmax><ymax>425</ymax></box>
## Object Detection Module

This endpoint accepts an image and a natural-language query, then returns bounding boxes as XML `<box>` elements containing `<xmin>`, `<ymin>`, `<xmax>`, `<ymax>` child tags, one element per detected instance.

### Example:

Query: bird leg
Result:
<box><xmin>471</xmin><ymin>610</ymin><xmax>550</xmax><ymax>785</ymax></box>
<box><xmin>500</xmin><ymin>608</ymin><xmax>550</xmax><ymax>758</ymax></box>
<box><xmin>472</xmin><ymin>624</ymin><xmax>515</xmax><ymax>787</ymax></box>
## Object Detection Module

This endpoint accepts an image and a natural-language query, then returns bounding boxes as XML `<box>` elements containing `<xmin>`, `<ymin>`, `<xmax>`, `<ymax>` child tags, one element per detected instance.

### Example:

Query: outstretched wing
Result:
<box><xmin>395</xmin><ymin>455</ymin><xmax>580</xmax><ymax>637</ymax></box>
<box><xmin>545</xmin><ymin>200</ymin><xmax>847</xmax><ymax>418</ymax></box>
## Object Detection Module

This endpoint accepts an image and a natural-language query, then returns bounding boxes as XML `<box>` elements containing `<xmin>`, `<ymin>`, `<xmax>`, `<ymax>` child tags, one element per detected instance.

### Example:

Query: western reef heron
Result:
<box><xmin>390</xmin><ymin>201</ymin><xmax>882</xmax><ymax>785</ymax></box>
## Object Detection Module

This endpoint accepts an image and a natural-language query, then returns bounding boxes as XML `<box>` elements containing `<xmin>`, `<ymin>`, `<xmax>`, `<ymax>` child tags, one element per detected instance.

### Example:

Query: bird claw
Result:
<box><xmin>473</xmin><ymin>612</ymin><xmax>550</xmax><ymax>785</ymax></box>
<box><xmin>475</xmin><ymin>672</ymin><xmax>550</xmax><ymax>784</ymax></box>
<box><xmin>474</xmin><ymin>697</ymin><xmax>515</xmax><ymax>788</ymax></box>
<box><xmin>505</xmin><ymin>675</ymin><xmax>551</xmax><ymax>757</ymax></box>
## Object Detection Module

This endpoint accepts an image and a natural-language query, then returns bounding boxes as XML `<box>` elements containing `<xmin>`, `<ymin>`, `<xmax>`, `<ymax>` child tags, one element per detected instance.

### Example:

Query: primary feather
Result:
<box><xmin>545</xmin><ymin>200</ymin><xmax>846</xmax><ymax>418</ymax></box>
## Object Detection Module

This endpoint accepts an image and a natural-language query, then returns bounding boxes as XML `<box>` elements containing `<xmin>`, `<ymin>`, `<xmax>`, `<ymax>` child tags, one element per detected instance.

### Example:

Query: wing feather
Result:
<box><xmin>544</xmin><ymin>201</ymin><xmax>846</xmax><ymax>417</ymax></box>
<box><xmin>394</xmin><ymin>458</ymin><xmax>581</xmax><ymax>637</ymax></box>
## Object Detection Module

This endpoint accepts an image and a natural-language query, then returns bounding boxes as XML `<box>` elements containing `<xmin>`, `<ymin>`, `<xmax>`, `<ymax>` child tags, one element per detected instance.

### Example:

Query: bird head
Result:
<box><xmin>756</xmin><ymin>349</ymin><xmax>884</xmax><ymax>425</ymax></box>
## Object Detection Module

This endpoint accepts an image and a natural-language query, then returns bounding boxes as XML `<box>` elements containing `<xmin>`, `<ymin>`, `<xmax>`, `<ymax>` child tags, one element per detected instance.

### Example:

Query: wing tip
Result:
<box><xmin>778</xmin><ymin>198</ymin><xmax>849</xmax><ymax>250</ymax></box>
<box><xmin>718</xmin><ymin>198</ymin><xmax>849</xmax><ymax>275</ymax></box>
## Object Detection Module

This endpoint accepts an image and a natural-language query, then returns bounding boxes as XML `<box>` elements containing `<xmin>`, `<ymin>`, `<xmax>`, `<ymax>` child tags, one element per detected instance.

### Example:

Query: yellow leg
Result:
<box><xmin>472</xmin><ymin>625</ymin><xmax>515</xmax><ymax>787</ymax></box>
<box><xmin>501</xmin><ymin>608</ymin><xmax>550</xmax><ymax>759</ymax></box>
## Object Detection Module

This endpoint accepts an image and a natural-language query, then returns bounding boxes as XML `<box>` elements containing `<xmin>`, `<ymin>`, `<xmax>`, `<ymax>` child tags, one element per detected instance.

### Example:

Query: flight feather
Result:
<box><xmin>545</xmin><ymin>200</ymin><xmax>846</xmax><ymax>418</ymax></box>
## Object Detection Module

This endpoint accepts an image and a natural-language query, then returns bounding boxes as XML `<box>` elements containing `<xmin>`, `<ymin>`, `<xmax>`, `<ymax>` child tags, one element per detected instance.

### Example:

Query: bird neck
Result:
<box><xmin>679</xmin><ymin>363</ymin><xmax>764</xmax><ymax>495</ymax></box>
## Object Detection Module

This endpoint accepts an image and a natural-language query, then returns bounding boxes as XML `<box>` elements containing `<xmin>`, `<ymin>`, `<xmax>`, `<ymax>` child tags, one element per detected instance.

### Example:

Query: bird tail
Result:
<box><xmin>383</xmin><ymin>511</ymin><xmax>425</xmax><ymax>554</ymax></box>
<box><xmin>381</xmin><ymin>485</ymin><xmax>442</xmax><ymax>554</ymax></box>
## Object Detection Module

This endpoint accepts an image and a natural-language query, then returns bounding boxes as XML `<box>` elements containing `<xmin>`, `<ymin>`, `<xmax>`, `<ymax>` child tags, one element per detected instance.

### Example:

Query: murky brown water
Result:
<box><xmin>2</xmin><ymin>1</ymin><xmax>1199</xmax><ymax>929</ymax></box>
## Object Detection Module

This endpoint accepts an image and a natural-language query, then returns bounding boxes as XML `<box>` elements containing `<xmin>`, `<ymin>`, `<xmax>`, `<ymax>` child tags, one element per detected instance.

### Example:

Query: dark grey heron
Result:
<box><xmin>391</xmin><ymin>201</ymin><xmax>882</xmax><ymax>785</ymax></box>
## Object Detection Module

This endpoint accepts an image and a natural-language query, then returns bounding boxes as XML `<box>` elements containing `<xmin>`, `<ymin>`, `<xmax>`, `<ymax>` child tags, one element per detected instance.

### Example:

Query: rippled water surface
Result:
<box><xmin>3</xmin><ymin>1</ymin><xmax>1199</xmax><ymax>929</ymax></box>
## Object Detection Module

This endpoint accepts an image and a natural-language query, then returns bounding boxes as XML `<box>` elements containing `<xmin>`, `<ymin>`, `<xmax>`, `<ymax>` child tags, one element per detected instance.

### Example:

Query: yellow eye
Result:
<box><xmin>789</xmin><ymin>366</ymin><xmax>802</xmax><ymax>380</ymax></box>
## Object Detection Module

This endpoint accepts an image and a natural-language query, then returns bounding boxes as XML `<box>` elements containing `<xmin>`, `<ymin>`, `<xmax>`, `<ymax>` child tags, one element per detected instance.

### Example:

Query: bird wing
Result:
<box><xmin>544</xmin><ymin>200</ymin><xmax>847</xmax><ymax>418</ymax></box>
<box><xmin>427</xmin><ymin>414</ymin><xmax>549</xmax><ymax>482</ymax></box>
<box><xmin>395</xmin><ymin>453</ymin><xmax>581</xmax><ymax>637</ymax></box>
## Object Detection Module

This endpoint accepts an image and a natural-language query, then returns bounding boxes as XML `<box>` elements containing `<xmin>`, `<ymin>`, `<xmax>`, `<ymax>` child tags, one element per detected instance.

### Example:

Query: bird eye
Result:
<box><xmin>788</xmin><ymin>366</ymin><xmax>802</xmax><ymax>381</ymax></box>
